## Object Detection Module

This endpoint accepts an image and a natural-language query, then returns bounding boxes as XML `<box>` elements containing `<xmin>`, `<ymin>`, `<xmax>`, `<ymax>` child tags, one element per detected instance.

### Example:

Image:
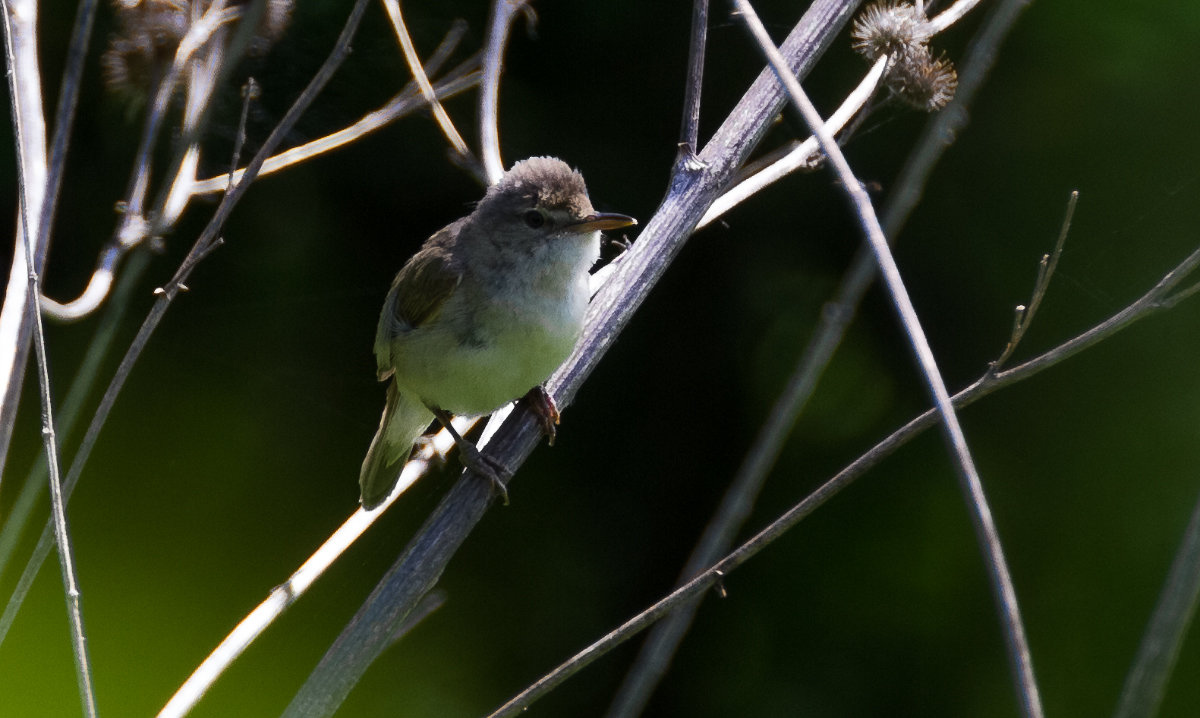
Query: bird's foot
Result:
<box><xmin>429</xmin><ymin>406</ymin><xmax>511</xmax><ymax>505</ymax></box>
<box><xmin>523</xmin><ymin>385</ymin><xmax>560</xmax><ymax>446</ymax></box>
<box><xmin>455</xmin><ymin>440</ymin><xmax>511</xmax><ymax>505</ymax></box>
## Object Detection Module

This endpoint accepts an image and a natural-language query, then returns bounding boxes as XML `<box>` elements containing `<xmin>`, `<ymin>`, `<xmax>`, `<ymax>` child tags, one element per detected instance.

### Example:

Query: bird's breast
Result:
<box><xmin>390</xmin><ymin>263</ymin><xmax>589</xmax><ymax>416</ymax></box>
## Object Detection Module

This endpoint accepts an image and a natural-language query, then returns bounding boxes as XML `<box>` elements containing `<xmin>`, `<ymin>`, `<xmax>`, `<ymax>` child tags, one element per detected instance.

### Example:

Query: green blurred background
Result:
<box><xmin>3</xmin><ymin>1</ymin><xmax>1200</xmax><ymax>715</ymax></box>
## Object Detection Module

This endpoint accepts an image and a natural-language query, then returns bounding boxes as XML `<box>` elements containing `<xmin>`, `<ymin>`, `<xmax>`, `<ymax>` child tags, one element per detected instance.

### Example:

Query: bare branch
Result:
<box><xmin>928</xmin><ymin>0</ymin><xmax>986</xmax><ymax>33</ymax></box>
<box><xmin>479</xmin><ymin>0</ymin><xmax>534</xmax><ymax>184</ymax></box>
<box><xmin>677</xmin><ymin>0</ymin><xmax>709</xmax><ymax>161</ymax></box>
<box><xmin>381</xmin><ymin>0</ymin><xmax>472</xmax><ymax>160</ymax></box>
<box><xmin>0</xmin><ymin>0</ymin><xmax>48</xmax><ymax>484</ymax></box>
<box><xmin>697</xmin><ymin>55</ymin><xmax>887</xmax><ymax>229</ymax></box>
<box><xmin>991</xmin><ymin>190</ymin><xmax>1076</xmax><ymax>372</ymax></box>
<box><xmin>189</xmin><ymin>44</ymin><xmax>479</xmax><ymax>195</ymax></box>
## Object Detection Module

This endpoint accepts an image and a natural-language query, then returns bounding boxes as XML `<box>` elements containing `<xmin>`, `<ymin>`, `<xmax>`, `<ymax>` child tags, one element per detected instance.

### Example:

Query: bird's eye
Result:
<box><xmin>523</xmin><ymin>209</ymin><xmax>546</xmax><ymax>229</ymax></box>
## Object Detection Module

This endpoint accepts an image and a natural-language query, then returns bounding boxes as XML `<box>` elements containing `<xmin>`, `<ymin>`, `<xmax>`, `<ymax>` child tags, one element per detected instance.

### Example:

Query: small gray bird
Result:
<box><xmin>359</xmin><ymin>157</ymin><xmax>636</xmax><ymax>509</ymax></box>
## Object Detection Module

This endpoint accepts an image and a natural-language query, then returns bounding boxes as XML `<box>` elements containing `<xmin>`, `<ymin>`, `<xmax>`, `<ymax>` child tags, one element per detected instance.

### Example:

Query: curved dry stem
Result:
<box><xmin>382</xmin><ymin>0</ymin><xmax>471</xmax><ymax>160</ymax></box>
<box><xmin>40</xmin><ymin>1</ymin><xmax>239</xmax><ymax>320</ymax></box>
<box><xmin>479</xmin><ymin>0</ymin><xmax>533</xmax><ymax>184</ymax></box>
<box><xmin>190</xmin><ymin>48</ymin><xmax>480</xmax><ymax>196</ymax></box>
<box><xmin>0</xmin><ymin>0</ymin><xmax>48</xmax><ymax>485</ymax></box>
<box><xmin>697</xmin><ymin>54</ymin><xmax>887</xmax><ymax>230</ymax></box>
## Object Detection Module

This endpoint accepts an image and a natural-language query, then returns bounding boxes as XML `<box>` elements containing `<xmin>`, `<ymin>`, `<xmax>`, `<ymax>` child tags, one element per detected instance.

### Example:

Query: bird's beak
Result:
<box><xmin>569</xmin><ymin>212</ymin><xmax>637</xmax><ymax>233</ymax></box>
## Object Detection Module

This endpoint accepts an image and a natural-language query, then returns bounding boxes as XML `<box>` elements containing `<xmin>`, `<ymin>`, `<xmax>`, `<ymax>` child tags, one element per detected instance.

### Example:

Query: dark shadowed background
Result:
<box><xmin>2</xmin><ymin>1</ymin><xmax>1200</xmax><ymax>716</ymax></box>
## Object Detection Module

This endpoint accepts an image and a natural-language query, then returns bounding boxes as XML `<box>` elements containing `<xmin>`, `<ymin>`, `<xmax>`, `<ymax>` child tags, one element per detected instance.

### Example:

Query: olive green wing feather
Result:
<box><xmin>374</xmin><ymin>226</ymin><xmax>464</xmax><ymax>381</ymax></box>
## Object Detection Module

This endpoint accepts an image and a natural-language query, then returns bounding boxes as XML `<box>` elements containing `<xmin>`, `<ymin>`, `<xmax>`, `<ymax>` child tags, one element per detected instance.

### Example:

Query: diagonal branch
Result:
<box><xmin>730</xmin><ymin>2</ymin><xmax>1043</xmax><ymax>717</ymax></box>
<box><xmin>380</xmin><ymin>0</ymin><xmax>472</xmax><ymax>162</ymax></box>
<box><xmin>608</xmin><ymin>0</ymin><xmax>1037</xmax><ymax>710</ymax></box>
<box><xmin>281</xmin><ymin>2</ymin><xmax>862</xmax><ymax>715</ymax></box>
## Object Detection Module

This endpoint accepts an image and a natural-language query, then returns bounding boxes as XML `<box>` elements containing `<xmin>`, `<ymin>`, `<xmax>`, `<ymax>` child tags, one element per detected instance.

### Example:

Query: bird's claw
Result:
<box><xmin>524</xmin><ymin>386</ymin><xmax>560</xmax><ymax>446</ymax></box>
<box><xmin>457</xmin><ymin>441</ymin><xmax>511</xmax><ymax>505</ymax></box>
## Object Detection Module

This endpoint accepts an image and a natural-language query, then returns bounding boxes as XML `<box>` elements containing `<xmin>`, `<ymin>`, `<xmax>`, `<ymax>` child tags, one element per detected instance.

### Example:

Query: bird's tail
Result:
<box><xmin>359</xmin><ymin>380</ymin><xmax>433</xmax><ymax>510</ymax></box>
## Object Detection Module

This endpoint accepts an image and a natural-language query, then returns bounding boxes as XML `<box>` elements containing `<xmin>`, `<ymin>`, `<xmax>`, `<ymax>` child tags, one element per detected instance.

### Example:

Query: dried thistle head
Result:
<box><xmin>888</xmin><ymin>50</ymin><xmax>958</xmax><ymax>111</ymax></box>
<box><xmin>101</xmin><ymin>0</ymin><xmax>294</xmax><ymax>98</ymax></box>
<box><xmin>851</xmin><ymin>1</ymin><xmax>931</xmax><ymax>62</ymax></box>
<box><xmin>101</xmin><ymin>0</ymin><xmax>190</xmax><ymax>94</ymax></box>
<box><xmin>851</xmin><ymin>0</ymin><xmax>957</xmax><ymax>112</ymax></box>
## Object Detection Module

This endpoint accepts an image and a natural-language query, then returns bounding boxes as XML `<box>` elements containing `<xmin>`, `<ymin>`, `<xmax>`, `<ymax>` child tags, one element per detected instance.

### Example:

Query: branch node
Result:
<box><xmin>712</xmin><ymin>569</ymin><xmax>728</xmax><ymax>599</ymax></box>
<box><xmin>675</xmin><ymin>143</ymin><xmax>709</xmax><ymax>172</ymax></box>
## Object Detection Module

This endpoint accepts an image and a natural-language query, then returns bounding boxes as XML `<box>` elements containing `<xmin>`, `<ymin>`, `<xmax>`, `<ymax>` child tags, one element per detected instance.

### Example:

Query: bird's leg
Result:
<box><xmin>522</xmin><ymin>385</ymin><xmax>560</xmax><ymax>446</ymax></box>
<box><xmin>428</xmin><ymin>406</ymin><xmax>511</xmax><ymax>505</ymax></box>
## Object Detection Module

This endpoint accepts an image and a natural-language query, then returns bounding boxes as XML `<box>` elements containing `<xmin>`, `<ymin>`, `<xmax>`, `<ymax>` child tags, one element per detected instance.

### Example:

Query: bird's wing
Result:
<box><xmin>374</xmin><ymin>224</ymin><xmax>464</xmax><ymax>381</ymax></box>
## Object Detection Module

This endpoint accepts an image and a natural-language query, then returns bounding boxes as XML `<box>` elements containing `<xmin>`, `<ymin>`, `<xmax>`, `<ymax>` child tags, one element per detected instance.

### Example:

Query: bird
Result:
<box><xmin>359</xmin><ymin>157</ymin><xmax>636</xmax><ymax>510</ymax></box>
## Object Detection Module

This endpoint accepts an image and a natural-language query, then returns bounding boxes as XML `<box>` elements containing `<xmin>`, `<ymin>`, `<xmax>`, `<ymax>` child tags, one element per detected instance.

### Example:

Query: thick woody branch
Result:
<box><xmin>282</xmin><ymin>2</ymin><xmax>861</xmax><ymax>714</ymax></box>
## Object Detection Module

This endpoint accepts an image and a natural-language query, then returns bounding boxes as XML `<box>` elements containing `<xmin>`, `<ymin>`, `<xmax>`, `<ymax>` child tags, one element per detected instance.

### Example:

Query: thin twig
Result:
<box><xmin>0</xmin><ymin>0</ymin><xmax>48</xmax><ymax>486</ymax></box>
<box><xmin>730</xmin><ymin>2</ymin><xmax>1043</xmax><ymax>717</ymax></box>
<box><xmin>693</xmin><ymin>0</ymin><xmax>989</xmax><ymax>230</ymax></box>
<box><xmin>381</xmin><ymin>0</ymin><xmax>471</xmax><ymax>159</ymax></box>
<box><xmin>190</xmin><ymin>49</ymin><xmax>480</xmax><ymax>195</ymax></box>
<box><xmin>928</xmin><ymin>0</ymin><xmax>986</xmax><ymax>33</ymax></box>
<box><xmin>677</xmin><ymin>0</ymin><xmax>709</xmax><ymax>162</ymax></box>
<box><xmin>991</xmin><ymin>190</ymin><xmax>1076</xmax><ymax>372</ymax></box>
<box><xmin>479</xmin><ymin>0</ymin><xmax>533</xmax><ymax>184</ymax></box>
<box><xmin>605</xmin><ymin>247</ymin><xmax>867</xmax><ymax>717</ymax></box>
<box><xmin>0</xmin><ymin>0</ymin><xmax>96</xmax><ymax>712</ymax></box>
<box><xmin>606</xmin><ymin>41</ymin><xmax>890</xmax><ymax>718</ymax></box>
<box><xmin>491</xmin><ymin>241</ymin><xmax>1200</xmax><ymax>718</ymax></box>
<box><xmin>697</xmin><ymin>54</ymin><xmax>887</xmax><ymax>229</ymax></box>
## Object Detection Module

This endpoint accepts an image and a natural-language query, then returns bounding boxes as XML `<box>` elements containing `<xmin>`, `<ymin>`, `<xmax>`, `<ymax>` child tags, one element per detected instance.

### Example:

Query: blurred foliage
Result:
<box><xmin>2</xmin><ymin>1</ymin><xmax>1200</xmax><ymax>716</ymax></box>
